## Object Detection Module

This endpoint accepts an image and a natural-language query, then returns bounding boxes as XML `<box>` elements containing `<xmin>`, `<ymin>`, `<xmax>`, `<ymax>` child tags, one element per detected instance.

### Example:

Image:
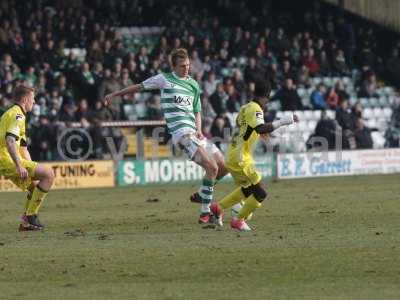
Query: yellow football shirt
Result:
<box><xmin>0</xmin><ymin>104</ymin><xmax>27</xmax><ymax>161</ymax></box>
<box><xmin>226</xmin><ymin>101</ymin><xmax>264</xmax><ymax>165</ymax></box>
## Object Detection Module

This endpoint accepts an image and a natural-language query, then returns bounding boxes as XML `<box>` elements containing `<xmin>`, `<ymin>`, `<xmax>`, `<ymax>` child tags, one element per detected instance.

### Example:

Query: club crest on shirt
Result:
<box><xmin>255</xmin><ymin>111</ymin><xmax>263</xmax><ymax>119</ymax></box>
<box><xmin>16</xmin><ymin>114</ymin><xmax>24</xmax><ymax>120</ymax></box>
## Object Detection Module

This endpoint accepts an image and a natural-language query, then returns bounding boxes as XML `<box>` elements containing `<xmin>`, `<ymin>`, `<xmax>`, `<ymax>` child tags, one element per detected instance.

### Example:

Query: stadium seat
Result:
<box><xmin>311</xmin><ymin>77</ymin><xmax>322</xmax><ymax>86</ymax></box>
<box><xmin>341</xmin><ymin>77</ymin><xmax>351</xmax><ymax>85</ymax></box>
<box><xmin>276</xmin><ymin>111</ymin><xmax>284</xmax><ymax>119</ymax></box>
<box><xmin>369</xmin><ymin>98</ymin><xmax>379</xmax><ymax>107</ymax></box>
<box><xmin>384</xmin><ymin>86</ymin><xmax>395</xmax><ymax>96</ymax></box>
<box><xmin>349</xmin><ymin>96</ymin><xmax>358</xmax><ymax>106</ymax></box>
<box><xmin>298</xmin><ymin>121</ymin><xmax>307</xmax><ymax>132</ymax></box>
<box><xmin>307</xmin><ymin>120</ymin><xmax>317</xmax><ymax>131</ymax></box>
<box><xmin>313</xmin><ymin>110</ymin><xmax>322</xmax><ymax>120</ymax></box>
<box><xmin>326</xmin><ymin>110</ymin><xmax>335</xmax><ymax>119</ymax></box>
<box><xmin>371</xmin><ymin>131</ymin><xmax>386</xmax><ymax>148</ymax></box>
<box><xmin>383</xmin><ymin>107</ymin><xmax>393</xmax><ymax>118</ymax></box>
<box><xmin>268</xmin><ymin>101</ymin><xmax>281</xmax><ymax>111</ymax></box>
<box><xmin>378</xmin><ymin>96</ymin><xmax>389</xmax><ymax>107</ymax></box>
<box><xmin>372</xmin><ymin>107</ymin><xmax>382</xmax><ymax>117</ymax></box>
<box><xmin>360</xmin><ymin>98</ymin><xmax>370</xmax><ymax>107</ymax></box>
<box><xmin>366</xmin><ymin>118</ymin><xmax>377</xmax><ymax>128</ymax></box>
<box><xmin>297</xmin><ymin>88</ymin><xmax>307</xmax><ymax>98</ymax></box>
<box><xmin>135</xmin><ymin>102</ymin><xmax>148</xmax><ymax>119</ymax></box>
<box><xmin>363</xmin><ymin>108</ymin><xmax>373</xmax><ymax>119</ymax></box>
<box><xmin>323</xmin><ymin>77</ymin><xmax>333</xmax><ymax>86</ymax></box>
<box><xmin>303</xmin><ymin>110</ymin><xmax>313</xmax><ymax>120</ymax></box>
<box><xmin>123</xmin><ymin>104</ymin><xmax>137</xmax><ymax>121</ymax></box>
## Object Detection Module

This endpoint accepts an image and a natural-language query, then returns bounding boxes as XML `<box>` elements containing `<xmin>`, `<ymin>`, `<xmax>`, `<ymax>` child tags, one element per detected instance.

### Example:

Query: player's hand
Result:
<box><xmin>195</xmin><ymin>131</ymin><xmax>204</xmax><ymax>140</ymax></box>
<box><xmin>103</xmin><ymin>93</ymin><xmax>115</xmax><ymax>105</ymax></box>
<box><xmin>17</xmin><ymin>165</ymin><xmax>28</xmax><ymax>180</ymax></box>
<box><xmin>293</xmin><ymin>114</ymin><xmax>299</xmax><ymax>123</ymax></box>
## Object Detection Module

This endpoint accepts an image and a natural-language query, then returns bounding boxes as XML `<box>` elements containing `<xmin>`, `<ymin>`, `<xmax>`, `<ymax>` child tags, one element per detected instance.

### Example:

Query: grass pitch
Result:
<box><xmin>0</xmin><ymin>174</ymin><xmax>399</xmax><ymax>300</ymax></box>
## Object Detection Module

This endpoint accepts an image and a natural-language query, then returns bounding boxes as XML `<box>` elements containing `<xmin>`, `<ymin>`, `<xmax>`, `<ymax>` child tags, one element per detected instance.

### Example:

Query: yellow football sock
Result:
<box><xmin>219</xmin><ymin>187</ymin><xmax>245</xmax><ymax>209</ymax></box>
<box><xmin>237</xmin><ymin>195</ymin><xmax>262</xmax><ymax>220</ymax></box>
<box><xmin>26</xmin><ymin>186</ymin><xmax>48</xmax><ymax>216</ymax></box>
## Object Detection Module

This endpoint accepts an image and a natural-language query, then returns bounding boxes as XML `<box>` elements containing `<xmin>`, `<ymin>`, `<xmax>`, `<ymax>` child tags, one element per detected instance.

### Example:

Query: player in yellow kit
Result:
<box><xmin>210</xmin><ymin>81</ymin><xmax>298</xmax><ymax>231</ymax></box>
<box><xmin>0</xmin><ymin>86</ymin><xmax>54</xmax><ymax>231</ymax></box>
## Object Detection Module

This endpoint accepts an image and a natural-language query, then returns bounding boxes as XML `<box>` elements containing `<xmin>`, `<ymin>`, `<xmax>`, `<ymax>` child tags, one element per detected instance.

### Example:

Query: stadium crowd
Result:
<box><xmin>0</xmin><ymin>0</ymin><xmax>400</xmax><ymax>160</ymax></box>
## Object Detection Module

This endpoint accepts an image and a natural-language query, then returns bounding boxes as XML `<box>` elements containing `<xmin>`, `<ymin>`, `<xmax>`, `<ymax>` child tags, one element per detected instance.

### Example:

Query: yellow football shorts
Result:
<box><xmin>226</xmin><ymin>160</ymin><xmax>262</xmax><ymax>188</ymax></box>
<box><xmin>0</xmin><ymin>158</ymin><xmax>38</xmax><ymax>191</ymax></box>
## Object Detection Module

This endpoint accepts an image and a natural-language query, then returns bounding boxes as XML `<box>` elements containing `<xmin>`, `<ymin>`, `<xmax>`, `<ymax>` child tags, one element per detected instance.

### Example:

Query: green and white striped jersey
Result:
<box><xmin>141</xmin><ymin>72</ymin><xmax>201</xmax><ymax>142</ymax></box>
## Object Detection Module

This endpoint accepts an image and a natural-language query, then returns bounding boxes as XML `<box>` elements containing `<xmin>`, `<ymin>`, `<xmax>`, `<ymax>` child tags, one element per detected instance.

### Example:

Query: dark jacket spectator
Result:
<box><xmin>209</xmin><ymin>83</ymin><xmax>228</xmax><ymax>115</ymax></box>
<box><xmin>271</xmin><ymin>78</ymin><xmax>303</xmax><ymax>111</ymax></box>
<box><xmin>354</xmin><ymin>118</ymin><xmax>373</xmax><ymax>149</ymax></box>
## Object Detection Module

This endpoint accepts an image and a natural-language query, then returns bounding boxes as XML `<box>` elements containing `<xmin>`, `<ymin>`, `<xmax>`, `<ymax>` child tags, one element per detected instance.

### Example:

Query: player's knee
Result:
<box><xmin>252</xmin><ymin>184</ymin><xmax>267</xmax><ymax>202</ymax></box>
<box><xmin>241</xmin><ymin>186</ymin><xmax>253</xmax><ymax>198</ymax></box>
<box><xmin>45</xmin><ymin>167</ymin><xmax>55</xmax><ymax>183</ymax></box>
<box><xmin>205</xmin><ymin>160</ymin><xmax>218</xmax><ymax>178</ymax></box>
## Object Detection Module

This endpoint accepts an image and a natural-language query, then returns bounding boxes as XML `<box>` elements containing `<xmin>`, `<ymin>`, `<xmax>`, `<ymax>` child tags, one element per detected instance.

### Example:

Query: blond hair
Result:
<box><xmin>170</xmin><ymin>48</ymin><xmax>189</xmax><ymax>66</ymax></box>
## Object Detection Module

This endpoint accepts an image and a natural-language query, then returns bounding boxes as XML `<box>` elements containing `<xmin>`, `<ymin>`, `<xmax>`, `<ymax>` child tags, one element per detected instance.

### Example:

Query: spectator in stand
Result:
<box><xmin>271</xmin><ymin>78</ymin><xmax>303</xmax><ymax>111</ymax></box>
<box><xmin>354</xmin><ymin>118</ymin><xmax>373</xmax><ymax>149</ymax></box>
<box><xmin>296</xmin><ymin>64</ymin><xmax>311</xmax><ymax>87</ymax></box>
<box><xmin>77</xmin><ymin>62</ymin><xmax>96</xmax><ymax>105</ymax></box>
<box><xmin>210</xmin><ymin>116</ymin><xmax>231</xmax><ymax>150</ymax></box>
<box><xmin>333</xmin><ymin>49</ymin><xmax>350</xmax><ymax>76</ymax></box>
<box><xmin>308</xmin><ymin>110</ymin><xmax>337</xmax><ymax>150</ymax></box>
<box><xmin>30</xmin><ymin>115</ymin><xmax>57</xmax><ymax>161</ymax></box>
<box><xmin>358</xmin><ymin>71</ymin><xmax>379</xmax><ymax>98</ymax></box>
<box><xmin>201</xmin><ymin>96</ymin><xmax>217</xmax><ymax>125</ymax></box>
<box><xmin>336</xmin><ymin>99</ymin><xmax>355</xmax><ymax>149</ymax></box>
<box><xmin>302</xmin><ymin>48</ymin><xmax>320</xmax><ymax>76</ymax></box>
<box><xmin>244</xmin><ymin>57</ymin><xmax>265</xmax><ymax>83</ymax></box>
<box><xmin>325</xmin><ymin>85</ymin><xmax>339</xmax><ymax>109</ymax></box>
<box><xmin>386</xmin><ymin>48</ymin><xmax>400</xmax><ymax>85</ymax></box>
<box><xmin>310</xmin><ymin>83</ymin><xmax>327</xmax><ymax>110</ymax></box>
<box><xmin>209</xmin><ymin>82</ymin><xmax>228</xmax><ymax>115</ymax></box>
<box><xmin>203</xmin><ymin>72</ymin><xmax>218</xmax><ymax>98</ymax></box>
<box><xmin>58</xmin><ymin>100</ymin><xmax>77</xmax><ymax>123</ymax></box>
<box><xmin>281</xmin><ymin>60</ymin><xmax>296</xmax><ymax>82</ymax></box>
<box><xmin>98</xmin><ymin>70</ymin><xmax>122</xmax><ymax>119</ymax></box>
<box><xmin>226</xmin><ymin>83</ymin><xmax>241</xmax><ymax>113</ymax></box>
<box><xmin>146</xmin><ymin>95</ymin><xmax>163</xmax><ymax>120</ymax></box>
<box><xmin>318</xmin><ymin>51</ymin><xmax>332</xmax><ymax>76</ymax></box>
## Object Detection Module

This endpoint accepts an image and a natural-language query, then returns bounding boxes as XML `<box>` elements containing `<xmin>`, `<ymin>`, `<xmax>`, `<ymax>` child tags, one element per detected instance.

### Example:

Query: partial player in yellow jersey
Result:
<box><xmin>0</xmin><ymin>86</ymin><xmax>54</xmax><ymax>231</ymax></box>
<box><xmin>210</xmin><ymin>81</ymin><xmax>298</xmax><ymax>231</ymax></box>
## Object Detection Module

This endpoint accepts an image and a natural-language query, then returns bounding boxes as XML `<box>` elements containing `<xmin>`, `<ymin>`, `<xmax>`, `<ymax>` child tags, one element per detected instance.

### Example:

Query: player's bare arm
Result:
<box><xmin>104</xmin><ymin>83</ymin><xmax>144</xmax><ymax>104</ymax></box>
<box><xmin>6</xmin><ymin>135</ymin><xmax>28</xmax><ymax>179</ymax></box>
<box><xmin>255</xmin><ymin>113</ymin><xmax>299</xmax><ymax>134</ymax></box>
<box><xmin>195</xmin><ymin>112</ymin><xmax>204</xmax><ymax>139</ymax></box>
<box><xmin>20</xmin><ymin>145</ymin><xmax>32</xmax><ymax>161</ymax></box>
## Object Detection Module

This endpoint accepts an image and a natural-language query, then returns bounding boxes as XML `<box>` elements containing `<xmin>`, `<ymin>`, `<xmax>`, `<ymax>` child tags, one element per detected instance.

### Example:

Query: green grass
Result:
<box><xmin>0</xmin><ymin>174</ymin><xmax>399</xmax><ymax>300</ymax></box>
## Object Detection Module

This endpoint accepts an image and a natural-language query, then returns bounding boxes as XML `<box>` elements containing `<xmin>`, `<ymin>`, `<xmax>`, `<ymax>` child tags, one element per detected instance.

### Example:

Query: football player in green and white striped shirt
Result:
<box><xmin>104</xmin><ymin>48</ymin><xmax>228</xmax><ymax>224</ymax></box>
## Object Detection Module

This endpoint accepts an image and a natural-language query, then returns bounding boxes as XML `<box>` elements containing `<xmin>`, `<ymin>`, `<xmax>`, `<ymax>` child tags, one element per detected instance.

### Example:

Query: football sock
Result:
<box><xmin>24</xmin><ymin>190</ymin><xmax>33</xmax><ymax>212</ymax></box>
<box><xmin>237</xmin><ymin>195</ymin><xmax>261</xmax><ymax>220</ymax></box>
<box><xmin>219</xmin><ymin>187</ymin><xmax>245</xmax><ymax>209</ymax></box>
<box><xmin>26</xmin><ymin>185</ymin><xmax>48</xmax><ymax>216</ymax></box>
<box><xmin>198</xmin><ymin>177</ymin><xmax>214</xmax><ymax>213</ymax></box>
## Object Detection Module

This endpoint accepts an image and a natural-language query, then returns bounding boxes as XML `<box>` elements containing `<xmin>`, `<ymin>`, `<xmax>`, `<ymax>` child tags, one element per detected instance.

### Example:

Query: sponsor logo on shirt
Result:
<box><xmin>174</xmin><ymin>95</ymin><xmax>191</xmax><ymax>106</ymax></box>
<box><xmin>16</xmin><ymin>114</ymin><xmax>24</xmax><ymax>120</ymax></box>
<box><xmin>255</xmin><ymin>111</ymin><xmax>263</xmax><ymax>119</ymax></box>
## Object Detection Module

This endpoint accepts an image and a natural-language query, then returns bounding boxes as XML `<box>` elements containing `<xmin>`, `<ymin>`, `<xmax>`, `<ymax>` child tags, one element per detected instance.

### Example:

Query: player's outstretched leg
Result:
<box><xmin>190</xmin><ymin>147</ymin><xmax>228</xmax><ymax>204</ymax></box>
<box><xmin>192</xmin><ymin>146</ymin><xmax>218</xmax><ymax>224</ymax></box>
<box><xmin>231</xmin><ymin>183</ymin><xmax>267</xmax><ymax>231</ymax></box>
<box><xmin>19</xmin><ymin>164</ymin><xmax>54</xmax><ymax>231</ymax></box>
